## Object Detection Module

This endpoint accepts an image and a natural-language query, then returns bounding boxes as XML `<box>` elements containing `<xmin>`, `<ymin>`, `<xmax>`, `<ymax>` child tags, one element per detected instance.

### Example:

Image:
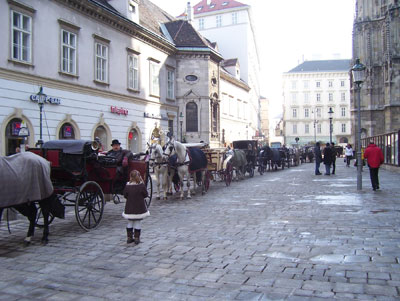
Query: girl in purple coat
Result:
<box><xmin>123</xmin><ymin>170</ymin><xmax>149</xmax><ymax>244</ymax></box>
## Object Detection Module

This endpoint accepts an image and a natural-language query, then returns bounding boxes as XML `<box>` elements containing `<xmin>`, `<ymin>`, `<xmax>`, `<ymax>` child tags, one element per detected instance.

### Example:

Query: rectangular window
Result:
<box><xmin>128</xmin><ymin>54</ymin><xmax>139</xmax><ymax>90</ymax></box>
<box><xmin>304</xmin><ymin>92</ymin><xmax>310</xmax><ymax>103</ymax></box>
<box><xmin>328</xmin><ymin>80</ymin><xmax>333</xmax><ymax>87</ymax></box>
<box><xmin>291</xmin><ymin>81</ymin><xmax>297</xmax><ymax>90</ymax></box>
<box><xmin>292</xmin><ymin>108</ymin><xmax>297</xmax><ymax>118</ymax></box>
<box><xmin>61</xmin><ymin>30</ymin><xmax>76</xmax><ymax>74</ymax></box>
<box><xmin>149</xmin><ymin>61</ymin><xmax>160</xmax><ymax>96</ymax></box>
<box><xmin>341</xmin><ymin>80</ymin><xmax>345</xmax><ymax>87</ymax></box>
<box><xmin>199</xmin><ymin>18</ymin><xmax>204</xmax><ymax>30</ymax></box>
<box><xmin>216</xmin><ymin>15</ymin><xmax>222</xmax><ymax>27</ymax></box>
<box><xmin>304</xmin><ymin>108</ymin><xmax>309</xmax><ymax>118</ymax></box>
<box><xmin>167</xmin><ymin>69</ymin><xmax>175</xmax><ymax>99</ymax></box>
<box><xmin>222</xmin><ymin>94</ymin><xmax>228</xmax><ymax>115</ymax></box>
<box><xmin>317</xmin><ymin>123</ymin><xmax>322</xmax><ymax>134</ymax></box>
<box><xmin>329</xmin><ymin>93</ymin><xmax>333</xmax><ymax>101</ymax></box>
<box><xmin>95</xmin><ymin>42</ymin><xmax>108</xmax><ymax>82</ymax></box>
<box><xmin>305</xmin><ymin>124</ymin><xmax>310</xmax><ymax>134</ymax></box>
<box><xmin>341</xmin><ymin>92</ymin><xmax>346</xmax><ymax>101</ymax></box>
<box><xmin>232</xmin><ymin>12</ymin><xmax>237</xmax><ymax>24</ymax></box>
<box><xmin>316</xmin><ymin>81</ymin><xmax>321</xmax><ymax>88</ymax></box>
<box><xmin>168</xmin><ymin>119</ymin><xmax>174</xmax><ymax>136</ymax></box>
<box><xmin>11</xmin><ymin>11</ymin><xmax>32</xmax><ymax>62</ymax></box>
<box><xmin>291</xmin><ymin>93</ymin><xmax>297</xmax><ymax>103</ymax></box>
<box><xmin>316</xmin><ymin>93</ymin><xmax>321</xmax><ymax>102</ymax></box>
<box><xmin>316</xmin><ymin>107</ymin><xmax>322</xmax><ymax>118</ymax></box>
<box><xmin>293</xmin><ymin>124</ymin><xmax>297</xmax><ymax>134</ymax></box>
<box><xmin>341</xmin><ymin>123</ymin><xmax>346</xmax><ymax>133</ymax></box>
<box><xmin>303</xmin><ymin>81</ymin><xmax>309</xmax><ymax>89</ymax></box>
<box><xmin>341</xmin><ymin>107</ymin><xmax>346</xmax><ymax>117</ymax></box>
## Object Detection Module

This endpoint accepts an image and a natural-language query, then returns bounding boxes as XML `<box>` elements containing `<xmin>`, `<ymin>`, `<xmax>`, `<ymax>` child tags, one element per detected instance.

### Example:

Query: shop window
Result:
<box><xmin>59</xmin><ymin>123</ymin><xmax>75</xmax><ymax>139</ymax></box>
<box><xmin>94</xmin><ymin>125</ymin><xmax>107</xmax><ymax>151</ymax></box>
<box><xmin>186</xmin><ymin>102</ymin><xmax>198</xmax><ymax>132</ymax></box>
<box><xmin>5</xmin><ymin>118</ymin><xmax>23</xmax><ymax>155</ymax></box>
<box><xmin>128</xmin><ymin>128</ymin><xmax>139</xmax><ymax>153</ymax></box>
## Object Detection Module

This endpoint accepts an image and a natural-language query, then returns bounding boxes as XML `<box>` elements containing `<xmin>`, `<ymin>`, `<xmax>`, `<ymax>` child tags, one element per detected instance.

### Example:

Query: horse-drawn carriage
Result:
<box><xmin>232</xmin><ymin>140</ymin><xmax>260</xmax><ymax>177</ymax></box>
<box><xmin>202</xmin><ymin>147</ymin><xmax>233</xmax><ymax>186</ymax></box>
<box><xmin>28</xmin><ymin>140</ymin><xmax>152</xmax><ymax>231</ymax></box>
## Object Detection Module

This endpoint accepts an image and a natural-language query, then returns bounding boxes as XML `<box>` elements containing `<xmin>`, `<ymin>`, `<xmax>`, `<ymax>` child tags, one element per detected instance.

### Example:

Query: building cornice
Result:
<box><xmin>0</xmin><ymin>67</ymin><xmax>178</xmax><ymax>112</ymax></box>
<box><xmin>54</xmin><ymin>0</ymin><xmax>177</xmax><ymax>55</ymax></box>
<box><xmin>220</xmin><ymin>70</ymin><xmax>250</xmax><ymax>91</ymax></box>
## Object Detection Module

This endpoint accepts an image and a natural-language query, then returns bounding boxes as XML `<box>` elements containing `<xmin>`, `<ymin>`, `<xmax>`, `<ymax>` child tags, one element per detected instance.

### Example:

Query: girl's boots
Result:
<box><xmin>126</xmin><ymin>228</ymin><xmax>134</xmax><ymax>244</ymax></box>
<box><xmin>134</xmin><ymin>229</ymin><xmax>141</xmax><ymax>244</ymax></box>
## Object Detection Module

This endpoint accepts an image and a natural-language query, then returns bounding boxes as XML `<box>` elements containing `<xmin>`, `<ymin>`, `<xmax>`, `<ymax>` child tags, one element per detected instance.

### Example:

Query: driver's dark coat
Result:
<box><xmin>106</xmin><ymin>148</ymin><xmax>133</xmax><ymax>165</ymax></box>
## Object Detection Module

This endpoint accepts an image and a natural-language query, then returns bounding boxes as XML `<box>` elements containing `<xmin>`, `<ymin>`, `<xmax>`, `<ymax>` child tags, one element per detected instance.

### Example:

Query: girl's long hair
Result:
<box><xmin>129</xmin><ymin>170</ymin><xmax>143</xmax><ymax>184</ymax></box>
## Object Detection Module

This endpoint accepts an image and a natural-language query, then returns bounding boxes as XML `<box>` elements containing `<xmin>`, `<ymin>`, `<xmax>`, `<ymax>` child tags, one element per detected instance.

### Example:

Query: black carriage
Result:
<box><xmin>29</xmin><ymin>140</ymin><xmax>152</xmax><ymax>231</ymax></box>
<box><xmin>232</xmin><ymin>140</ymin><xmax>260</xmax><ymax>177</ymax></box>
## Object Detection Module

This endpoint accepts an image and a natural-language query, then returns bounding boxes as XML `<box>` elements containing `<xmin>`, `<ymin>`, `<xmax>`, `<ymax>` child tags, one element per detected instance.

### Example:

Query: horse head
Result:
<box><xmin>149</xmin><ymin>143</ymin><xmax>165</xmax><ymax>167</ymax></box>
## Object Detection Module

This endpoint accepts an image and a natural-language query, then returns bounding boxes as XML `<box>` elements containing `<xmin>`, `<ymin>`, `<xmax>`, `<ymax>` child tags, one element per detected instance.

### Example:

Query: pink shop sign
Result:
<box><xmin>110</xmin><ymin>106</ymin><xmax>128</xmax><ymax>116</ymax></box>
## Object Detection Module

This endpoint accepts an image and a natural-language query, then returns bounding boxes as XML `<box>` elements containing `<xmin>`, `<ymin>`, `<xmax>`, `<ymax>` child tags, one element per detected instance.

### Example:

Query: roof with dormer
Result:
<box><xmin>193</xmin><ymin>0</ymin><xmax>248</xmax><ymax>15</ymax></box>
<box><xmin>164</xmin><ymin>20</ymin><xmax>213</xmax><ymax>48</ymax></box>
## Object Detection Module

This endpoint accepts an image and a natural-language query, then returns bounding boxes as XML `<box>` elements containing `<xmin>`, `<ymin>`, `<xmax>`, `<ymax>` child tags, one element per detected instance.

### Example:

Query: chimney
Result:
<box><xmin>186</xmin><ymin>2</ymin><xmax>194</xmax><ymax>23</ymax></box>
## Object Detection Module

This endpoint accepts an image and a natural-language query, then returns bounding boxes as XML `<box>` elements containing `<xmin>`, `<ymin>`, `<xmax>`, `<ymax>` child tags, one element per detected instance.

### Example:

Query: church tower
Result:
<box><xmin>352</xmin><ymin>0</ymin><xmax>400</xmax><ymax>137</ymax></box>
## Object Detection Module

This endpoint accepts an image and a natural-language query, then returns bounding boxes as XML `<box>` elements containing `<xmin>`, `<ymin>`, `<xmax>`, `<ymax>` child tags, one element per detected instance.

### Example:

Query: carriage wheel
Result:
<box><xmin>145</xmin><ymin>173</ymin><xmax>153</xmax><ymax>208</ymax></box>
<box><xmin>225</xmin><ymin>163</ymin><xmax>233</xmax><ymax>186</ymax></box>
<box><xmin>203</xmin><ymin>170</ymin><xmax>211</xmax><ymax>193</ymax></box>
<box><xmin>35</xmin><ymin>207</ymin><xmax>55</xmax><ymax>228</ymax></box>
<box><xmin>75</xmin><ymin>181</ymin><xmax>104</xmax><ymax>231</ymax></box>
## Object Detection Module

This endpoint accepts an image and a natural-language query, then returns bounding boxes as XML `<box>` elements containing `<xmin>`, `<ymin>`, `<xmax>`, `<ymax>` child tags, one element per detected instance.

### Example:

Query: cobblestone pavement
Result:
<box><xmin>0</xmin><ymin>160</ymin><xmax>399</xmax><ymax>300</ymax></box>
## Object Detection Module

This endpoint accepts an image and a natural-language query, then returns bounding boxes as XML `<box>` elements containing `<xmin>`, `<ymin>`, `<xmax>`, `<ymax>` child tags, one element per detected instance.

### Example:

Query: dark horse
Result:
<box><xmin>258</xmin><ymin>146</ymin><xmax>286</xmax><ymax>171</ymax></box>
<box><xmin>0</xmin><ymin>152</ymin><xmax>64</xmax><ymax>244</ymax></box>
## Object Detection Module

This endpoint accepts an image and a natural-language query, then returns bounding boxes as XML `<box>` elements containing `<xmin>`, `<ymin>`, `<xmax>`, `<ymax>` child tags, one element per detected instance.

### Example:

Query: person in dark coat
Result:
<box><xmin>107</xmin><ymin>139</ymin><xmax>134</xmax><ymax>191</ymax></box>
<box><xmin>331</xmin><ymin>142</ymin><xmax>337</xmax><ymax>175</ymax></box>
<box><xmin>364</xmin><ymin>141</ymin><xmax>384</xmax><ymax>191</ymax></box>
<box><xmin>314</xmin><ymin>142</ymin><xmax>322</xmax><ymax>175</ymax></box>
<box><xmin>123</xmin><ymin>170</ymin><xmax>149</xmax><ymax>244</ymax></box>
<box><xmin>323</xmin><ymin>143</ymin><xmax>333</xmax><ymax>175</ymax></box>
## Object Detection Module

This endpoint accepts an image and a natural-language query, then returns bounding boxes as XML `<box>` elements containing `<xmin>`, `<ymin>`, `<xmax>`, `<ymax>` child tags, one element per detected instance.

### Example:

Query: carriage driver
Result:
<box><xmin>107</xmin><ymin>139</ymin><xmax>134</xmax><ymax>190</ymax></box>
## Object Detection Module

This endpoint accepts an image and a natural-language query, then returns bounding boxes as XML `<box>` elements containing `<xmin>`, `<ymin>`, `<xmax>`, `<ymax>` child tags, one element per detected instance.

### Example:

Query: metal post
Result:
<box><xmin>356</xmin><ymin>83</ymin><xmax>362</xmax><ymax>190</ymax></box>
<box><xmin>38</xmin><ymin>103</ymin><xmax>44</xmax><ymax>147</ymax></box>
<box><xmin>180</xmin><ymin>120</ymin><xmax>183</xmax><ymax>142</ymax></box>
<box><xmin>329</xmin><ymin>118</ymin><xmax>332</xmax><ymax>144</ymax></box>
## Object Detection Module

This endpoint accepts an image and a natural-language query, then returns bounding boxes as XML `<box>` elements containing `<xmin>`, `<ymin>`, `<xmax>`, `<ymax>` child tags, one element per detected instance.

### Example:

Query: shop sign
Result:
<box><xmin>143</xmin><ymin>112</ymin><xmax>168</xmax><ymax>121</ymax></box>
<box><xmin>111</xmin><ymin>106</ymin><xmax>128</xmax><ymax>116</ymax></box>
<box><xmin>30</xmin><ymin>95</ymin><xmax>61</xmax><ymax>104</ymax></box>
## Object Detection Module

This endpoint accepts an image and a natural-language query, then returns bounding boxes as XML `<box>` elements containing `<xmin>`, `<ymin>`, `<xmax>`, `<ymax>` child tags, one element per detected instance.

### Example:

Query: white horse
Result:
<box><xmin>149</xmin><ymin>143</ymin><xmax>173</xmax><ymax>200</ymax></box>
<box><xmin>164</xmin><ymin>140</ymin><xmax>207</xmax><ymax>200</ymax></box>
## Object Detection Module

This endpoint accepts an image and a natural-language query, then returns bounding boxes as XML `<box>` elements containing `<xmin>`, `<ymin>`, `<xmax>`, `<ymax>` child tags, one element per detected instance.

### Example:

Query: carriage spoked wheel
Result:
<box><xmin>35</xmin><ymin>206</ymin><xmax>55</xmax><ymax>228</ymax></box>
<box><xmin>225</xmin><ymin>163</ymin><xmax>233</xmax><ymax>186</ymax></box>
<box><xmin>145</xmin><ymin>173</ymin><xmax>153</xmax><ymax>208</ymax></box>
<box><xmin>75</xmin><ymin>181</ymin><xmax>105</xmax><ymax>231</ymax></box>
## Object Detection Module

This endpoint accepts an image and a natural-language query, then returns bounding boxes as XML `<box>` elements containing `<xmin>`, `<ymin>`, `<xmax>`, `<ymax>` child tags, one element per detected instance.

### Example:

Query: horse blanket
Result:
<box><xmin>0</xmin><ymin>152</ymin><xmax>54</xmax><ymax>208</ymax></box>
<box><xmin>168</xmin><ymin>148</ymin><xmax>207</xmax><ymax>173</ymax></box>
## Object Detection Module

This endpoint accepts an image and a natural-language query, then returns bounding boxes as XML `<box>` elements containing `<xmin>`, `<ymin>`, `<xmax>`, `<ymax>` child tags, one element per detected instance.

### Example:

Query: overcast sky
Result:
<box><xmin>149</xmin><ymin>0</ymin><xmax>356</xmax><ymax>118</ymax></box>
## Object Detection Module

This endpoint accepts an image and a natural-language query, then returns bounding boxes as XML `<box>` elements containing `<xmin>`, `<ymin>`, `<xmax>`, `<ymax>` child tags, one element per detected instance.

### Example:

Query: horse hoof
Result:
<box><xmin>156</xmin><ymin>197</ymin><xmax>160</xmax><ymax>200</ymax></box>
<box><xmin>163</xmin><ymin>197</ymin><xmax>168</xmax><ymax>200</ymax></box>
<box><xmin>23</xmin><ymin>240</ymin><xmax>31</xmax><ymax>246</ymax></box>
<box><xmin>41</xmin><ymin>239</ymin><xmax>48</xmax><ymax>245</ymax></box>
<box><xmin>187</xmin><ymin>196</ymin><xmax>191</xmax><ymax>199</ymax></box>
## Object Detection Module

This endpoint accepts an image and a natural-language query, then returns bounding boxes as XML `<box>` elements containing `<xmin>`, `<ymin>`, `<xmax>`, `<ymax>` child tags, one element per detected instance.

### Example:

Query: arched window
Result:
<box><xmin>128</xmin><ymin>128</ymin><xmax>139</xmax><ymax>153</ymax></box>
<box><xmin>59</xmin><ymin>123</ymin><xmax>75</xmax><ymax>139</ymax></box>
<box><xmin>339</xmin><ymin>137</ymin><xmax>348</xmax><ymax>144</ymax></box>
<box><xmin>186</xmin><ymin>102</ymin><xmax>198</xmax><ymax>132</ymax></box>
<box><xmin>5</xmin><ymin>118</ymin><xmax>23</xmax><ymax>155</ymax></box>
<box><xmin>94</xmin><ymin>125</ymin><xmax>107</xmax><ymax>151</ymax></box>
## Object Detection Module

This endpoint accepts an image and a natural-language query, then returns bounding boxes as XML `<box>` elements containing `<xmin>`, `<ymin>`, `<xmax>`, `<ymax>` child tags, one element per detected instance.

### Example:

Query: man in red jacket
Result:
<box><xmin>363</xmin><ymin>141</ymin><xmax>384</xmax><ymax>191</ymax></box>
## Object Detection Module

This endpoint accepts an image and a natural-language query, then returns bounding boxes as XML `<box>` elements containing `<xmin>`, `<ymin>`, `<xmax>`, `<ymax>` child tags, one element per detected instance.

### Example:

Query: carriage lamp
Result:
<box><xmin>328</xmin><ymin>107</ymin><xmax>334</xmax><ymax>144</ymax></box>
<box><xmin>179</xmin><ymin>112</ymin><xmax>184</xmax><ymax>142</ymax></box>
<box><xmin>351</xmin><ymin>58</ymin><xmax>366</xmax><ymax>190</ymax></box>
<box><xmin>36</xmin><ymin>86</ymin><xmax>47</xmax><ymax>147</ymax></box>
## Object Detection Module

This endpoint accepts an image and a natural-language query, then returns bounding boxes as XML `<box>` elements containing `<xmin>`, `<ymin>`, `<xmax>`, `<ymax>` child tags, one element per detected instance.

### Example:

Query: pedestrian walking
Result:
<box><xmin>323</xmin><ymin>143</ymin><xmax>333</xmax><ymax>175</ymax></box>
<box><xmin>364</xmin><ymin>141</ymin><xmax>384</xmax><ymax>191</ymax></box>
<box><xmin>123</xmin><ymin>170</ymin><xmax>150</xmax><ymax>244</ymax></box>
<box><xmin>314</xmin><ymin>142</ymin><xmax>322</xmax><ymax>175</ymax></box>
<box><xmin>344</xmin><ymin>144</ymin><xmax>353</xmax><ymax>167</ymax></box>
<box><xmin>331</xmin><ymin>142</ymin><xmax>337</xmax><ymax>175</ymax></box>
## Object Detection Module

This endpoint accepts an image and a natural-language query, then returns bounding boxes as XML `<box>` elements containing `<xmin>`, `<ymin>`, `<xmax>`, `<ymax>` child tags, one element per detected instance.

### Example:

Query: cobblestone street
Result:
<box><xmin>1</xmin><ymin>160</ymin><xmax>399</xmax><ymax>300</ymax></box>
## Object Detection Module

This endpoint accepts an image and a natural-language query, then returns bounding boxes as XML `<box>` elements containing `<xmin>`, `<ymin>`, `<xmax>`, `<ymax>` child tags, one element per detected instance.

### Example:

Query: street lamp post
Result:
<box><xmin>328</xmin><ymin>107</ymin><xmax>334</xmax><ymax>144</ymax></box>
<box><xmin>179</xmin><ymin>112</ymin><xmax>184</xmax><ymax>142</ymax></box>
<box><xmin>36</xmin><ymin>87</ymin><xmax>47</xmax><ymax>147</ymax></box>
<box><xmin>312</xmin><ymin>109</ymin><xmax>318</xmax><ymax>145</ymax></box>
<box><xmin>351</xmin><ymin>59</ymin><xmax>366</xmax><ymax>191</ymax></box>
